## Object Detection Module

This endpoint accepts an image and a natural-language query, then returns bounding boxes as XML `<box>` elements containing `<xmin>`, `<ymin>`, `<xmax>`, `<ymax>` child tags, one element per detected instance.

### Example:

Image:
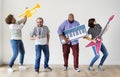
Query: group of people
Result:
<box><xmin>5</xmin><ymin>13</ymin><xmax>108</xmax><ymax>73</ymax></box>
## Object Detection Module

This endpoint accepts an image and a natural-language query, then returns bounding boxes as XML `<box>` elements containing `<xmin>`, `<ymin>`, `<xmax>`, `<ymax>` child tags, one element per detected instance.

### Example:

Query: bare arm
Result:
<box><xmin>30</xmin><ymin>36</ymin><xmax>36</xmax><ymax>40</ymax></box>
<box><xmin>83</xmin><ymin>35</ymin><xmax>96</xmax><ymax>43</ymax></box>
<box><xmin>47</xmin><ymin>33</ymin><xmax>50</xmax><ymax>44</ymax></box>
<box><xmin>59</xmin><ymin>34</ymin><xmax>69</xmax><ymax>43</ymax></box>
<box><xmin>23</xmin><ymin>15</ymin><xmax>27</xmax><ymax>24</ymax></box>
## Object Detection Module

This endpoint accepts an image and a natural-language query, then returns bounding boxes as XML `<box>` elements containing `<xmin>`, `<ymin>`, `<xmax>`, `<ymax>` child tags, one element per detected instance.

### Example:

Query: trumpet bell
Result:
<box><xmin>34</xmin><ymin>3</ymin><xmax>40</xmax><ymax>9</ymax></box>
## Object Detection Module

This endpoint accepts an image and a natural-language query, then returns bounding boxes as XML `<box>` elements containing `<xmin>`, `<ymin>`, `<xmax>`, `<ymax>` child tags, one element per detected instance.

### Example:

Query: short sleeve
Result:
<box><xmin>88</xmin><ymin>29</ymin><xmax>92</xmax><ymax>34</ymax></box>
<box><xmin>76</xmin><ymin>20</ymin><xmax>80</xmax><ymax>26</ymax></box>
<box><xmin>45</xmin><ymin>26</ymin><xmax>50</xmax><ymax>33</ymax></box>
<box><xmin>97</xmin><ymin>24</ymin><xmax>102</xmax><ymax>29</ymax></box>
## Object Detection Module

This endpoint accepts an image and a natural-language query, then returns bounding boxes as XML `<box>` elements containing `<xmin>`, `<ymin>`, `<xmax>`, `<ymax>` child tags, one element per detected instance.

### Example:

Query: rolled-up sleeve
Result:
<box><xmin>16</xmin><ymin>18</ymin><xmax>24</xmax><ymax>25</ymax></box>
<box><xmin>76</xmin><ymin>21</ymin><xmax>80</xmax><ymax>26</ymax></box>
<box><xmin>57</xmin><ymin>21</ymin><xmax>66</xmax><ymax>35</ymax></box>
<box><xmin>16</xmin><ymin>18</ymin><xmax>25</xmax><ymax>29</ymax></box>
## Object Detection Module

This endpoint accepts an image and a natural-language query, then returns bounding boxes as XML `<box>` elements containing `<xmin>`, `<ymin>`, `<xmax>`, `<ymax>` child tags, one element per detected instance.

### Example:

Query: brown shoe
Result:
<box><xmin>35</xmin><ymin>69</ymin><xmax>39</xmax><ymax>73</ymax></box>
<box><xmin>44</xmin><ymin>67</ymin><xmax>52</xmax><ymax>71</ymax></box>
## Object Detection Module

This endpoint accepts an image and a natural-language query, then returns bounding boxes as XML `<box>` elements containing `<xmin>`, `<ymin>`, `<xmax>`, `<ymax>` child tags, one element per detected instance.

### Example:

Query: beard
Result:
<box><xmin>68</xmin><ymin>20</ymin><xmax>74</xmax><ymax>23</ymax></box>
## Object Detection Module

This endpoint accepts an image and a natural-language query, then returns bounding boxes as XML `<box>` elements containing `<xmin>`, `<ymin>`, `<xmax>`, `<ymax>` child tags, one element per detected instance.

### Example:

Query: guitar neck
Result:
<box><xmin>98</xmin><ymin>20</ymin><xmax>110</xmax><ymax>37</ymax></box>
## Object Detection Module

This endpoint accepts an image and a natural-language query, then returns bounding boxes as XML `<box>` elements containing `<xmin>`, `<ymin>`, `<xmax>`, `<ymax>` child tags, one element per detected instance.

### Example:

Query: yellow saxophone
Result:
<box><xmin>19</xmin><ymin>3</ymin><xmax>40</xmax><ymax>18</ymax></box>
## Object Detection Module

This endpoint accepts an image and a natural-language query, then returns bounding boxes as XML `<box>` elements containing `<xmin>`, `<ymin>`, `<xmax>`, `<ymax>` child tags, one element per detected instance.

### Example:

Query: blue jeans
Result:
<box><xmin>9</xmin><ymin>40</ymin><xmax>25</xmax><ymax>67</ymax></box>
<box><xmin>89</xmin><ymin>43</ymin><xmax>108</xmax><ymax>67</ymax></box>
<box><xmin>35</xmin><ymin>45</ymin><xmax>50</xmax><ymax>70</ymax></box>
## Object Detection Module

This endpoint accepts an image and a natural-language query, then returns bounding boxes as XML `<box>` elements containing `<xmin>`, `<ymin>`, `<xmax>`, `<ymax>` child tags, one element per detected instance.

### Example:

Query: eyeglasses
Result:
<box><xmin>37</xmin><ymin>21</ymin><xmax>43</xmax><ymax>23</ymax></box>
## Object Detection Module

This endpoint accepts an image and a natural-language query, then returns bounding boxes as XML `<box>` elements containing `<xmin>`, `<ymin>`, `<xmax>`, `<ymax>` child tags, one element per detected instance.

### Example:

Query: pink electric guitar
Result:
<box><xmin>86</xmin><ymin>15</ymin><xmax>115</xmax><ymax>54</ymax></box>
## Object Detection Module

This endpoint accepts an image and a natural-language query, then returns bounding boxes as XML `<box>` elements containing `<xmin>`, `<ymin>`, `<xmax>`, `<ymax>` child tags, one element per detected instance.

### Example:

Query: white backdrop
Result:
<box><xmin>1</xmin><ymin>0</ymin><xmax>120</xmax><ymax>65</ymax></box>
<box><xmin>0</xmin><ymin>0</ymin><xmax>3</xmax><ymax>65</ymax></box>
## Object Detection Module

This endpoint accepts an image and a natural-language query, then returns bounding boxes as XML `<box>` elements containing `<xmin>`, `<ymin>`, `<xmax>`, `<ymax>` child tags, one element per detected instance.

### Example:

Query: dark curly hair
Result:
<box><xmin>88</xmin><ymin>18</ymin><xmax>96</xmax><ymax>28</ymax></box>
<box><xmin>5</xmin><ymin>14</ymin><xmax>14</xmax><ymax>24</ymax></box>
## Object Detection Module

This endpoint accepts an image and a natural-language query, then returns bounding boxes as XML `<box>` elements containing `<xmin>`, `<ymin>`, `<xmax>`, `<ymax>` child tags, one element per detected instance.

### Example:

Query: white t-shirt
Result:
<box><xmin>9</xmin><ymin>19</ymin><xmax>24</xmax><ymax>40</ymax></box>
<box><xmin>30</xmin><ymin>26</ymin><xmax>50</xmax><ymax>45</ymax></box>
<box><xmin>35</xmin><ymin>37</ymin><xmax>47</xmax><ymax>45</ymax></box>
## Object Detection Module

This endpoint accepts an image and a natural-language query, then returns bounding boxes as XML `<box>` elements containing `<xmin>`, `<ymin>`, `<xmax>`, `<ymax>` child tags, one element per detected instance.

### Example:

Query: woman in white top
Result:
<box><xmin>5</xmin><ymin>14</ymin><xmax>27</xmax><ymax>73</ymax></box>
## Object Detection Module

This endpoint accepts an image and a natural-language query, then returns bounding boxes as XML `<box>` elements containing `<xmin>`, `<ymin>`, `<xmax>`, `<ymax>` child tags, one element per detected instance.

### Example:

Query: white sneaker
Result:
<box><xmin>98</xmin><ymin>65</ymin><xmax>104</xmax><ymax>71</ymax></box>
<box><xmin>8</xmin><ymin>67</ymin><xmax>13</xmax><ymax>73</ymax></box>
<box><xmin>74</xmin><ymin>68</ymin><xmax>80</xmax><ymax>72</ymax></box>
<box><xmin>63</xmin><ymin>66</ymin><xmax>68</xmax><ymax>71</ymax></box>
<box><xmin>88</xmin><ymin>67</ymin><xmax>95</xmax><ymax>71</ymax></box>
<box><xmin>19</xmin><ymin>66</ymin><xmax>26</xmax><ymax>70</ymax></box>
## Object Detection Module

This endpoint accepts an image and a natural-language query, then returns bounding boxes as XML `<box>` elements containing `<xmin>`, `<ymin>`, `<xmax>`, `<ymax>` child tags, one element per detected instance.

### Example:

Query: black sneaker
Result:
<box><xmin>74</xmin><ymin>68</ymin><xmax>80</xmax><ymax>72</ymax></box>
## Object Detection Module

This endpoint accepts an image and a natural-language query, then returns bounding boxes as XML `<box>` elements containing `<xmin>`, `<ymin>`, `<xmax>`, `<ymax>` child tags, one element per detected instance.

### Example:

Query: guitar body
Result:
<box><xmin>86</xmin><ymin>36</ymin><xmax>102</xmax><ymax>54</ymax></box>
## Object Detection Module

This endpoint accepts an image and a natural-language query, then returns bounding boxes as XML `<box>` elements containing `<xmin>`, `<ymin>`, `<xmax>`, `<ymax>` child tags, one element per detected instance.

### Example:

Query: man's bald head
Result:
<box><xmin>68</xmin><ymin>13</ymin><xmax>74</xmax><ymax>23</ymax></box>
